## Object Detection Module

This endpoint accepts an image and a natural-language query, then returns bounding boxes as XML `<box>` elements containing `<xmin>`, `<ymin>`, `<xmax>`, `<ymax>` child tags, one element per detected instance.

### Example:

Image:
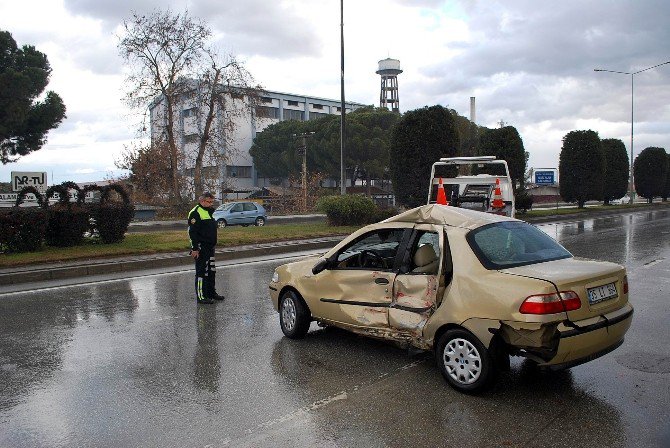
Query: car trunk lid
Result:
<box><xmin>500</xmin><ymin>258</ymin><xmax>628</xmax><ymax>321</ymax></box>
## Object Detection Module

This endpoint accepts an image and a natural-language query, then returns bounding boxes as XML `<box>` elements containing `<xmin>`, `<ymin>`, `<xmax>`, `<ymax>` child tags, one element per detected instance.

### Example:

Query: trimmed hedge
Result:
<box><xmin>45</xmin><ymin>204</ymin><xmax>90</xmax><ymax>247</ymax></box>
<box><xmin>1</xmin><ymin>187</ymin><xmax>48</xmax><ymax>252</ymax></box>
<box><xmin>94</xmin><ymin>184</ymin><xmax>134</xmax><ymax>243</ymax></box>
<box><xmin>2</xmin><ymin>182</ymin><xmax>135</xmax><ymax>252</ymax></box>
<box><xmin>515</xmin><ymin>189</ymin><xmax>534</xmax><ymax>213</ymax></box>
<box><xmin>317</xmin><ymin>195</ymin><xmax>397</xmax><ymax>226</ymax></box>
<box><xmin>43</xmin><ymin>184</ymin><xmax>89</xmax><ymax>247</ymax></box>
<box><xmin>90</xmin><ymin>202</ymin><xmax>135</xmax><ymax>243</ymax></box>
<box><xmin>0</xmin><ymin>208</ymin><xmax>48</xmax><ymax>252</ymax></box>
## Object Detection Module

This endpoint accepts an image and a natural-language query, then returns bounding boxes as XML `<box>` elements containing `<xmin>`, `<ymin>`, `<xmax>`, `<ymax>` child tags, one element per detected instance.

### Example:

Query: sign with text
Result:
<box><xmin>534</xmin><ymin>170</ymin><xmax>556</xmax><ymax>185</ymax></box>
<box><xmin>0</xmin><ymin>191</ymin><xmax>98</xmax><ymax>207</ymax></box>
<box><xmin>11</xmin><ymin>171</ymin><xmax>48</xmax><ymax>193</ymax></box>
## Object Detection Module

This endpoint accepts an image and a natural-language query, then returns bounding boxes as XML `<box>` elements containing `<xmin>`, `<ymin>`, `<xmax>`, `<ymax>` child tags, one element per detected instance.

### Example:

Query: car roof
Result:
<box><xmin>381</xmin><ymin>204</ymin><xmax>517</xmax><ymax>230</ymax></box>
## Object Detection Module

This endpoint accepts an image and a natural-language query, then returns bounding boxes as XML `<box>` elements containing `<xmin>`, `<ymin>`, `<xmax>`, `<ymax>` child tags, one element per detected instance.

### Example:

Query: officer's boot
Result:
<box><xmin>208</xmin><ymin>276</ymin><xmax>225</xmax><ymax>301</ymax></box>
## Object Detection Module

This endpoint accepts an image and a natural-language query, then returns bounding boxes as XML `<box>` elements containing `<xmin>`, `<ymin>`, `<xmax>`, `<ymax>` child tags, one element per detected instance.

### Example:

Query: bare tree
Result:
<box><xmin>118</xmin><ymin>9</ymin><xmax>260</xmax><ymax>202</ymax></box>
<box><xmin>187</xmin><ymin>54</ymin><xmax>260</xmax><ymax>198</ymax></box>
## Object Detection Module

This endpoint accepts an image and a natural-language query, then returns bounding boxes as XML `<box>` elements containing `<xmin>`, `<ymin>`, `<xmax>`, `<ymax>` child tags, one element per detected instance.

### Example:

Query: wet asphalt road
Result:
<box><xmin>1</xmin><ymin>210</ymin><xmax>669</xmax><ymax>447</ymax></box>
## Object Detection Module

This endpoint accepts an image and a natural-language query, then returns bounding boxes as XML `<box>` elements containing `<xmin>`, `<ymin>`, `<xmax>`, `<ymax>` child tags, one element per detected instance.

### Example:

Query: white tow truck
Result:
<box><xmin>427</xmin><ymin>156</ymin><xmax>516</xmax><ymax>218</ymax></box>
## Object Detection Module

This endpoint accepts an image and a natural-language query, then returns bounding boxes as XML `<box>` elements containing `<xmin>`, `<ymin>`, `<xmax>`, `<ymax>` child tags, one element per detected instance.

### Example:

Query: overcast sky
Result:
<box><xmin>1</xmin><ymin>0</ymin><xmax>669</xmax><ymax>185</ymax></box>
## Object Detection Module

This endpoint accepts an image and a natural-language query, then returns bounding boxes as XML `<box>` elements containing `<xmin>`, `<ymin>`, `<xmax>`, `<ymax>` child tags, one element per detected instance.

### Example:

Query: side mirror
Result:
<box><xmin>312</xmin><ymin>258</ymin><xmax>329</xmax><ymax>275</ymax></box>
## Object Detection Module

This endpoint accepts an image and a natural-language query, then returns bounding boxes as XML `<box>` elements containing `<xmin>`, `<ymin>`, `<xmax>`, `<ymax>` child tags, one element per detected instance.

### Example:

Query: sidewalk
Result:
<box><xmin>2</xmin><ymin>202</ymin><xmax>669</xmax><ymax>287</ymax></box>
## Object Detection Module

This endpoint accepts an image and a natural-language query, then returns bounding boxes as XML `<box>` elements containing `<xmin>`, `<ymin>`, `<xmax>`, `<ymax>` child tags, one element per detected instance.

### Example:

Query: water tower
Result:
<box><xmin>376</xmin><ymin>58</ymin><xmax>402</xmax><ymax>112</ymax></box>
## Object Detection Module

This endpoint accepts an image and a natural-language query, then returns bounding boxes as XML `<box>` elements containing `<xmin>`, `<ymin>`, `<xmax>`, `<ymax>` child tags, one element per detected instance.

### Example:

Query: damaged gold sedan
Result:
<box><xmin>268</xmin><ymin>205</ymin><xmax>633</xmax><ymax>393</ymax></box>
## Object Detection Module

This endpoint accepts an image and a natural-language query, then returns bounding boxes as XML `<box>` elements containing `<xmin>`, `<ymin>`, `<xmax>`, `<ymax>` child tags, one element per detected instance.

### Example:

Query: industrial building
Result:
<box><xmin>149</xmin><ymin>85</ymin><xmax>367</xmax><ymax>200</ymax></box>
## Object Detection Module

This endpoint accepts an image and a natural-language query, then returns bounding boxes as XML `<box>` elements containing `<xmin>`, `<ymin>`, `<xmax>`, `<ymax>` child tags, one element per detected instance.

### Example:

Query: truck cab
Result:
<box><xmin>427</xmin><ymin>156</ymin><xmax>516</xmax><ymax>218</ymax></box>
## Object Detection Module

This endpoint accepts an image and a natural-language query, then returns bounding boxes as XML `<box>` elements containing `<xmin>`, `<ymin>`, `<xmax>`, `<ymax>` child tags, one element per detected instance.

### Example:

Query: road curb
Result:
<box><xmin>0</xmin><ymin>238</ymin><xmax>342</xmax><ymax>287</ymax></box>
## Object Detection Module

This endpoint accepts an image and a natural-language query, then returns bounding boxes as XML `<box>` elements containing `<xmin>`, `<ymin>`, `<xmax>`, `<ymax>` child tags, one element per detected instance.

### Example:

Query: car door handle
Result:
<box><xmin>374</xmin><ymin>278</ymin><xmax>389</xmax><ymax>285</ymax></box>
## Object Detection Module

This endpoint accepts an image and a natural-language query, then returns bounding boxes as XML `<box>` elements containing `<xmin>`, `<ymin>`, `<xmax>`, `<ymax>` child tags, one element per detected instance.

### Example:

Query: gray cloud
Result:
<box><xmin>404</xmin><ymin>0</ymin><xmax>670</xmax><ymax>155</ymax></box>
<box><xmin>63</xmin><ymin>0</ymin><xmax>321</xmax><ymax>59</ymax></box>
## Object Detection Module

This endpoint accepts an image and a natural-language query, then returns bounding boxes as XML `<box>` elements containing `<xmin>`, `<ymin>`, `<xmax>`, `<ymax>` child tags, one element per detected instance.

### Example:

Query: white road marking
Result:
<box><xmin>643</xmin><ymin>258</ymin><xmax>665</xmax><ymax>268</ymax></box>
<box><xmin>240</xmin><ymin>359</ymin><xmax>425</xmax><ymax>438</ymax></box>
<box><xmin>0</xmin><ymin>251</ymin><xmax>323</xmax><ymax>296</ymax></box>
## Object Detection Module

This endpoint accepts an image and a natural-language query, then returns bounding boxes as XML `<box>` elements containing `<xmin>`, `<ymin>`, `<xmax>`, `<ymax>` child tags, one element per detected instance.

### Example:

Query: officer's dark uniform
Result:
<box><xmin>188</xmin><ymin>202</ymin><xmax>224</xmax><ymax>304</ymax></box>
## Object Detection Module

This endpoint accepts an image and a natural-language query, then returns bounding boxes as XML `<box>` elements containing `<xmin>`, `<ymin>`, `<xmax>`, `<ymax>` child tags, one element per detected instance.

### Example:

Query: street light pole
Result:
<box><xmin>340</xmin><ymin>0</ymin><xmax>346</xmax><ymax>195</ymax></box>
<box><xmin>594</xmin><ymin>60</ymin><xmax>670</xmax><ymax>204</ymax></box>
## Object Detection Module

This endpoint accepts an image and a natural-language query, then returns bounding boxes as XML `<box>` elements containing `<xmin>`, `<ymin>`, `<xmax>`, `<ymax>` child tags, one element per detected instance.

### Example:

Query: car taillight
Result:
<box><xmin>623</xmin><ymin>276</ymin><xmax>628</xmax><ymax>294</ymax></box>
<box><xmin>519</xmin><ymin>291</ymin><xmax>582</xmax><ymax>314</ymax></box>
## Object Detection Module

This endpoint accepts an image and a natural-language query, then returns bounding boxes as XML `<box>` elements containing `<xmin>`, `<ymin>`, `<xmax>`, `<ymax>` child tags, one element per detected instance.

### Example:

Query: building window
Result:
<box><xmin>183</xmin><ymin>133</ymin><xmax>199</xmax><ymax>144</ymax></box>
<box><xmin>180</xmin><ymin>91</ymin><xmax>195</xmax><ymax>102</ymax></box>
<box><xmin>312</xmin><ymin>103</ymin><xmax>323</xmax><ymax>110</ymax></box>
<box><xmin>309</xmin><ymin>111</ymin><xmax>329</xmax><ymax>120</ymax></box>
<box><xmin>226</xmin><ymin>165</ymin><xmax>252</xmax><ymax>178</ymax></box>
<box><xmin>261</xmin><ymin>97</ymin><xmax>273</xmax><ymax>103</ymax></box>
<box><xmin>283</xmin><ymin>109</ymin><xmax>304</xmax><ymax>121</ymax></box>
<box><xmin>287</xmin><ymin>100</ymin><xmax>299</xmax><ymax>106</ymax></box>
<box><xmin>336</xmin><ymin>107</ymin><xmax>342</xmax><ymax>112</ymax></box>
<box><xmin>256</xmin><ymin>106</ymin><xmax>280</xmax><ymax>119</ymax></box>
<box><xmin>182</xmin><ymin>107</ymin><xmax>197</xmax><ymax>118</ymax></box>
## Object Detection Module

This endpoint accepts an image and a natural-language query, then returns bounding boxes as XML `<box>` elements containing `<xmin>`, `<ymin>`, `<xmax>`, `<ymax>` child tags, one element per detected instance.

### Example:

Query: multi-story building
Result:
<box><xmin>149</xmin><ymin>84</ymin><xmax>367</xmax><ymax>199</ymax></box>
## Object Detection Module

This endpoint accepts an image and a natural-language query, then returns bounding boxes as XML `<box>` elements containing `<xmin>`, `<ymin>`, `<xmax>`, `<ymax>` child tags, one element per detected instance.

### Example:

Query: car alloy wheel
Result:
<box><xmin>279</xmin><ymin>291</ymin><xmax>311</xmax><ymax>339</ymax></box>
<box><xmin>281</xmin><ymin>296</ymin><xmax>297</xmax><ymax>332</ymax></box>
<box><xmin>436</xmin><ymin>329</ymin><xmax>495</xmax><ymax>393</ymax></box>
<box><xmin>217</xmin><ymin>219</ymin><xmax>227</xmax><ymax>228</ymax></box>
<box><xmin>255</xmin><ymin>217</ymin><xmax>265</xmax><ymax>227</ymax></box>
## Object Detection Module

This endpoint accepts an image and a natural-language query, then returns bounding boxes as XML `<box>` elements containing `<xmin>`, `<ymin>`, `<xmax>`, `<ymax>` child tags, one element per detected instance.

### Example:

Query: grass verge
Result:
<box><xmin>0</xmin><ymin>223</ymin><xmax>358</xmax><ymax>268</ymax></box>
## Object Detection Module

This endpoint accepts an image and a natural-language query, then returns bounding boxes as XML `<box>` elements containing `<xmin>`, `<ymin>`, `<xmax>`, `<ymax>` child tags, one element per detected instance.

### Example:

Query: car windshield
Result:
<box><xmin>467</xmin><ymin>221</ymin><xmax>571</xmax><ymax>269</ymax></box>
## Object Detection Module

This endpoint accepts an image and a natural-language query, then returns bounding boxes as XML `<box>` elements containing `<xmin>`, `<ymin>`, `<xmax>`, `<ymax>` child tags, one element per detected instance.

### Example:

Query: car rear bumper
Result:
<box><xmin>538</xmin><ymin>303</ymin><xmax>633</xmax><ymax>369</ymax></box>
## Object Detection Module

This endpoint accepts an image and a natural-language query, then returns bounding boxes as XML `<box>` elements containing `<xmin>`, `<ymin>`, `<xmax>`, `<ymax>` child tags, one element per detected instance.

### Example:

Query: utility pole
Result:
<box><xmin>340</xmin><ymin>0</ymin><xmax>346</xmax><ymax>195</ymax></box>
<box><xmin>293</xmin><ymin>132</ymin><xmax>315</xmax><ymax>212</ymax></box>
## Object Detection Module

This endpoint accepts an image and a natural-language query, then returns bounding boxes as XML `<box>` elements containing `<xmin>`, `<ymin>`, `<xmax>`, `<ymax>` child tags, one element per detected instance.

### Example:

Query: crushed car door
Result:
<box><xmin>315</xmin><ymin>227</ymin><xmax>409</xmax><ymax>328</ymax></box>
<box><xmin>389</xmin><ymin>224</ymin><xmax>449</xmax><ymax>337</ymax></box>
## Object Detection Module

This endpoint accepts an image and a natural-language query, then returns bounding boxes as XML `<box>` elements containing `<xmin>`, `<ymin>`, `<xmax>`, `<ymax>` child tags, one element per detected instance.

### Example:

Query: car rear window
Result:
<box><xmin>466</xmin><ymin>221</ymin><xmax>571</xmax><ymax>269</ymax></box>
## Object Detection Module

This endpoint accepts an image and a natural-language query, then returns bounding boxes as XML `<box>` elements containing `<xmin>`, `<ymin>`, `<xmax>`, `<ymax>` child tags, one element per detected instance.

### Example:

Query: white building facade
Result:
<box><xmin>149</xmin><ymin>85</ymin><xmax>367</xmax><ymax>199</ymax></box>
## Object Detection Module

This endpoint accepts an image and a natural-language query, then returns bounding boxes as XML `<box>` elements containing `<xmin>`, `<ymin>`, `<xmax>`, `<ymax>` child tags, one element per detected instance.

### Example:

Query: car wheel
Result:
<box><xmin>435</xmin><ymin>329</ymin><xmax>496</xmax><ymax>393</ymax></box>
<box><xmin>217</xmin><ymin>219</ymin><xmax>227</xmax><ymax>228</ymax></box>
<box><xmin>279</xmin><ymin>290</ymin><xmax>311</xmax><ymax>339</ymax></box>
<box><xmin>255</xmin><ymin>217</ymin><xmax>266</xmax><ymax>227</ymax></box>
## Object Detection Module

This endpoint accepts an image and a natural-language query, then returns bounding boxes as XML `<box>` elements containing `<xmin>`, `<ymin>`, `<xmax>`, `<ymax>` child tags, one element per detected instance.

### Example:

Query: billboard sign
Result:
<box><xmin>534</xmin><ymin>170</ymin><xmax>555</xmax><ymax>185</ymax></box>
<box><xmin>11</xmin><ymin>171</ymin><xmax>48</xmax><ymax>193</ymax></box>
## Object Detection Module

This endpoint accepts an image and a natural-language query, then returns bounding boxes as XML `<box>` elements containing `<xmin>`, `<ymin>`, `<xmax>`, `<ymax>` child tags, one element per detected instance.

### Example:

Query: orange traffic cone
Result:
<box><xmin>491</xmin><ymin>178</ymin><xmax>504</xmax><ymax>208</ymax></box>
<box><xmin>436</xmin><ymin>177</ymin><xmax>449</xmax><ymax>205</ymax></box>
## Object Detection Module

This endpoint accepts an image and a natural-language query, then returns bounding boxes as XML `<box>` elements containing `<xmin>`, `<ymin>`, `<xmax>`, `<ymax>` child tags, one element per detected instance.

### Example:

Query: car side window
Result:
<box><xmin>334</xmin><ymin>229</ymin><xmax>406</xmax><ymax>271</ymax></box>
<box><xmin>231</xmin><ymin>203</ymin><xmax>243</xmax><ymax>213</ymax></box>
<box><xmin>243</xmin><ymin>202</ymin><xmax>257</xmax><ymax>212</ymax></box>
<box><xmin>409</xmin><ymin>231</ymin><xmax>440</xmax><ymax>274</ymax></box>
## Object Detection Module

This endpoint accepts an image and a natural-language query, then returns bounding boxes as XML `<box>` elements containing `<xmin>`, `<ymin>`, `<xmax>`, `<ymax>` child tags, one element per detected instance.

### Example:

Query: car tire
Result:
<box><xmin>279</xmin><ymin>290</ymin><xmax>311</xmax><ymax>339</ymax></box>
<box><xmin>435</xmin><ymin>328</ymin><xmax>496</xmax><ymax>393</ymax></box>
<box><xmin>255</xmin><ymin>217</ymin><xmax>266</xmax><ymax>227</ymax></box>
<box><xmin>217</xmin><ymin>219</ymin><xmax>227</xmax><ymax>228</ymax></box>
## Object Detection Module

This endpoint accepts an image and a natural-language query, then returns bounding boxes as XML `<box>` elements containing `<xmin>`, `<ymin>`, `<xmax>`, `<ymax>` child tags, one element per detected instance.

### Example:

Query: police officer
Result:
<box><xmin>188</xmin><ymin>192</ymin><xmax>225</xmax><ymax>304</ymax></box>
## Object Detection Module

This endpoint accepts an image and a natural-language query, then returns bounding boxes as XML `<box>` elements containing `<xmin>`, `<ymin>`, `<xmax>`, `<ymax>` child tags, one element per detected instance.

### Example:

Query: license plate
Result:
<box><xmin>587</xmin><ymin>282</ymin><xmax>618</xmax><ymax>304</ymax></box>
